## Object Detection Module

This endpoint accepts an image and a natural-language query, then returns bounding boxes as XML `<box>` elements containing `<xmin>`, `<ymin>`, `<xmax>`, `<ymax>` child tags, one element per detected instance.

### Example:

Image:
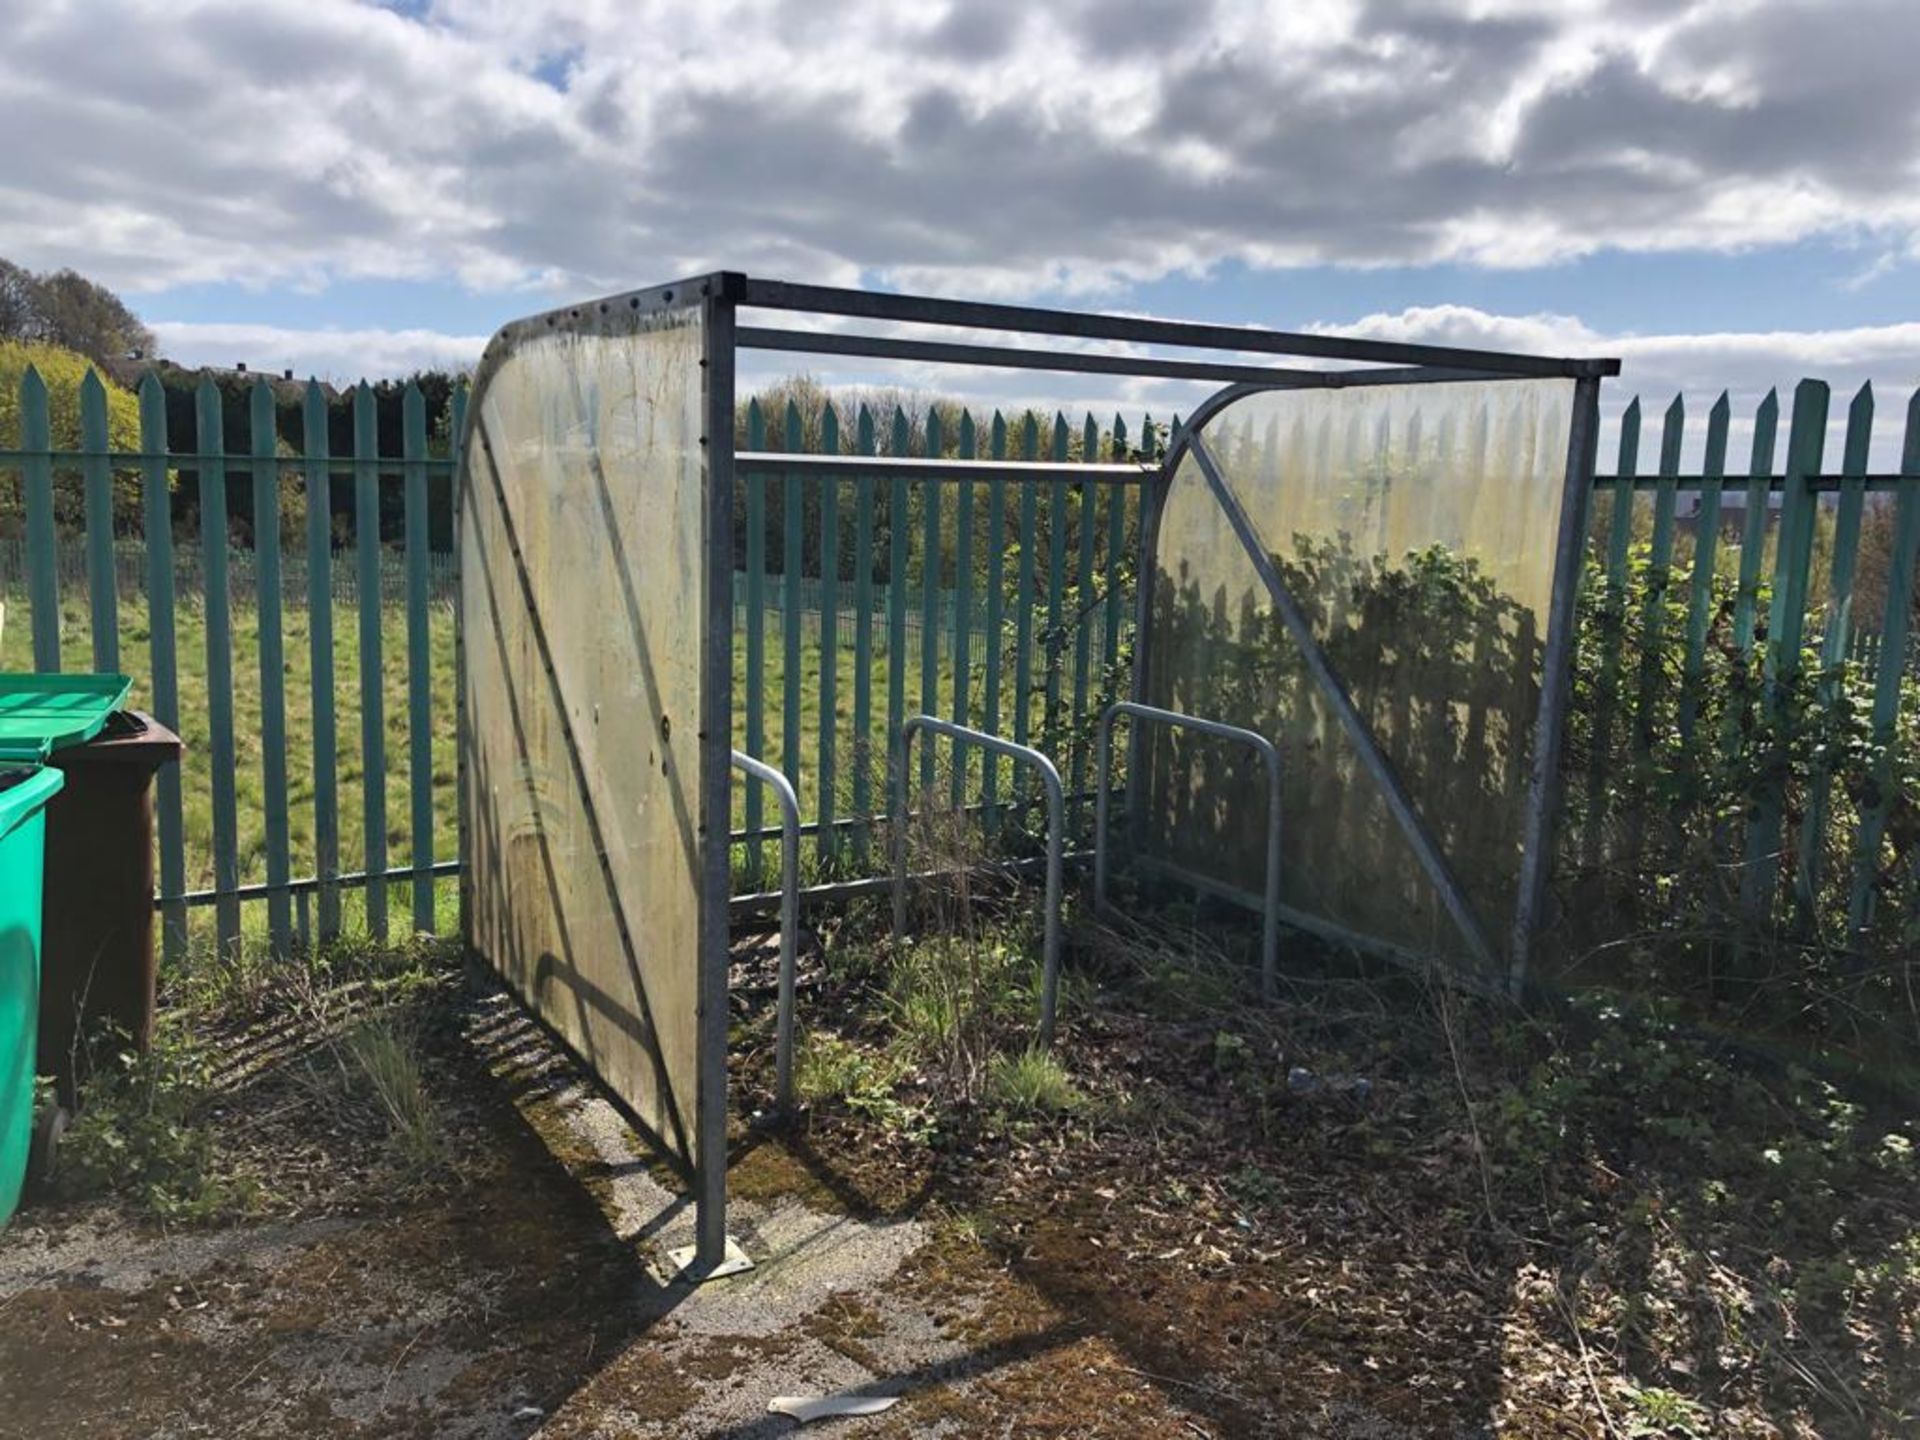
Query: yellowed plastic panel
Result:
<box><xmin>1147</xmin><ymin>379</ymin><xmax>1574</xmax><ymax>970</ymax></box>
<box><xmin>461</xmin><ymin>308</ymin><xmax>706</xmax><ymax>1166</ymax></box>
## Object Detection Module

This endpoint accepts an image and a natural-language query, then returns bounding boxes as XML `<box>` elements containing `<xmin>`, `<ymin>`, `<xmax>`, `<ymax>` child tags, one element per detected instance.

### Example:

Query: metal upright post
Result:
<box><xmin>1509</xmin><ymin>375</ymin><xmax>1602</xmax><ymax>995</ymax></box>
<box><xmin>686</xmin><ymin>278</ymin><xmax>751</xmax><ymax>1281</ymax></box>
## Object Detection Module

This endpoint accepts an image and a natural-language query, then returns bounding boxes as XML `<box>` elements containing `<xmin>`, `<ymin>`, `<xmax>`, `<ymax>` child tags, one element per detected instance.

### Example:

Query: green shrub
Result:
<box><xmin>46</xmin><ymin>1023</ymin><xmax>237</xmax><ymax>1220</ymax></box>
<box><xmin>0</xmin><ymin>340</ymin><xmax>147</xmax><ymax>528</ymax></box>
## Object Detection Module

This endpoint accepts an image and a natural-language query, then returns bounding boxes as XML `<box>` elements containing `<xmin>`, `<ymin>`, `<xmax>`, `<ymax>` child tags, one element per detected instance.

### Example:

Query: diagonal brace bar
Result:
<box><xmin>1180</xmin><ymin>430</ymin><xmax>1499</xmax><ymax>970</ymax></box>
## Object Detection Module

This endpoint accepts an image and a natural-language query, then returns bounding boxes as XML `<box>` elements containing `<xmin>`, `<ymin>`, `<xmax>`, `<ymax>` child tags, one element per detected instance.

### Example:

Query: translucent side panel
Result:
<box><xmin>1145</xmin><ymin>379</ymin><xmax>1575</xmax><ymax>972</ymax></box>
<box><xmin>461</xmin><ymin>309</ymin><xmax>707</xmax><ymax>1166</ymax></box>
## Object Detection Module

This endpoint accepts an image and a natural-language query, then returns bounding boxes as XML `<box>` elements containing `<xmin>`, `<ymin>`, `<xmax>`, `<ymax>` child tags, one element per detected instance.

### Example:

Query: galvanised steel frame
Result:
<box><xmin>460</xmin><ymin>271</ymin><xmax>1617</xmax><ymax>1274</ymax></box>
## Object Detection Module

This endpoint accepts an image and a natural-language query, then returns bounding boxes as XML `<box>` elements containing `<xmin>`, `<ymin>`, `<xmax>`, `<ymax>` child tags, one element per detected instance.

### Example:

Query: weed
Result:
<box><xmin>983</xmin><ymin>1046</ymin><xmax>1080</xmax><ymax>1116</ymax></box>
<box><xmin>336</xmin><ymin>1011</ymin><xmax>448</xmax><ymax>1181</ymax></box>
<box><xmin>283</xmin><ymin>956</ymin><xmax>454</xmax><ymax>1185</ymax></box>
<box><xmin>940</xmin><ymin>1206</ymin><xmax>998</xmax><ymax>1248</ymax></box>
<box><xmin>1625</xmin><ymin>1384</ymin><xmax>1709</xmax><ymax>1436</ymax></box>
<box><xmin>794</xmin><ymin>1031</ymin><xmax>936</xmax><ymax>1142</ymax></box>
<box><xmin>45</xmin><ymin>1021</ymin><xmax>242</xmax><ymax>1221</ymax></box>
<box><xmin>887</xmin><ymin>930</ymin><xmax>1035</xmax><ymax>1098</ymax></box>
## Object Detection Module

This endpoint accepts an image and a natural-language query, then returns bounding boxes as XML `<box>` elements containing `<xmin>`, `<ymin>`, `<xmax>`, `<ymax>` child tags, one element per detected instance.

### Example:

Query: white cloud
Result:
<box><xmin>1321</xmin><ymin>305</ymin><xmax>1920</xmax><ymax>467</ymax></box>
<box><xmin>2</xmin><ymin>0</ymin><xmax>1918</xmax><ymax>300</ymax></box>
<box><xmin>149</xmin><ymin>321</ymin><xmax>486</xmax><ymax>381</ymax></box>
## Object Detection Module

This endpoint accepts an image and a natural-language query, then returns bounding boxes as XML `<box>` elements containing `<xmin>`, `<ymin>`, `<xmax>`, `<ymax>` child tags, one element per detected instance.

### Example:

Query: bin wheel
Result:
<box><xmin>29</xmin><ymin>1103</ymin><xmax>69</xmax><ymax>1183</ymax></box>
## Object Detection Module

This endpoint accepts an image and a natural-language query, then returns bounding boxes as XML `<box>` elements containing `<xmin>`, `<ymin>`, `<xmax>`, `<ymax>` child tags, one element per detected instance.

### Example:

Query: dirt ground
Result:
<box><xmin>1</xmin><ymin>923</ymin><xmax>1914</xmax><ymax>1438</ymax></box>
<box><xmin>0</xmin><ymin>966</ymin><xmax>1221</xmax><ymax>1439</ymax></box>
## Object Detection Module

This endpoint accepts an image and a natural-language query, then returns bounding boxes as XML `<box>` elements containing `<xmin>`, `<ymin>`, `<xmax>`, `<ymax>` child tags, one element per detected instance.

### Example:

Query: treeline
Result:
<box><xmin>1</xmin><ymin>343</ymin><xmax>466</xmax><ymax>551</ymax></box>
<box><xmin>0</xmin><ymin>257</ymin><xmax>469</xmax><ymax>548</ymax></box>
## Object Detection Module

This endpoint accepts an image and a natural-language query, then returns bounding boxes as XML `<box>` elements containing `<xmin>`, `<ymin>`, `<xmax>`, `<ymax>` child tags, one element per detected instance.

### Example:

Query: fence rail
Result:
<box><xmin>2</xmin><ymin>365</ymin><xmax>1916</xmax><ymax>986</ymax></box>
<box><xmin>0</xmin><ymin>537</ymin><xmax>458</xmax><ymax>607</ymax></box>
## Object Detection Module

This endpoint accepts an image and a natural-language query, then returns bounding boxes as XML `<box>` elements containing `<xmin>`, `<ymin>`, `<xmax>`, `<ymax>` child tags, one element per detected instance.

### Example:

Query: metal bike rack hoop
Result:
<box><xmin>1095</xmin><ymin>701</ymin><xmax>1283</xmax><ymax>999</ymax></box>
<box><xmin>732</xmin><ymin>750</ymin><xmax>802</xmax><ymax>1111</ymax></box>
<box><xmin>892</xmin><ymin>716</ymin><xmax>1066</xmax><ymax>1047</ymax></box>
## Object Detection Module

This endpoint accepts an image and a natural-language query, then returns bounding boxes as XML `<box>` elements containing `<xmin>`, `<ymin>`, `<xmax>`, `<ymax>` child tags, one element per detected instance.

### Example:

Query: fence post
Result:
<box><xmin>139</xmin><ymin>375</ymin><xmax>188</xmax><ymax>965</ymax></box>
<box><xmin>982</xmin><ymin>412</ymin><xmax>1007</xmax><ymax>832</ymax></box>
<box><xmin>1740</xmin><ymin>379</ymin><xmax>1830</xmax><ymax>930</ymax></box>
<box><xmin>919</xmin><ymin>409</ymin><xmax>942</xmax><ymax>796</ymax></box>
<box><xmin>252</xmin><ymin>382</ymin><xmax>293</xmax><ymax>952</ymax></box>
<box><xmin>744</xmin><ymin>399</ymin><xmax>766</xmax><ymax>882</ymax></box>
<box><xmin>818</xmin><ymin>403</ymin><xmax>840</xmax><ymax>867</ymax></box>
<box><xmin>1796</xmin><ymin>383</ymin><xmax>1874</xmax><ymax>914</ymax></box>
<box><xmin>1581</xmin><ymin>397</ymin><xmax>1639</xmax><ymax>867</ymax></box>
<box><xmin>304</xmin><ymin>382</ymin><xmax>342</xmax><ymax>941</ymax></box>
<box><xmin>1104</xmin><ymin>413</ymin><xmax>1130</xmax><ymax>682</ymax></box>
<box><xmin>80</xmin><ymin>371</ymin><xmax>119</xmax><ymax>674</ymax></box>
<box><xmin>1045</xmin><ymin>413</ymin><xmax>1069</xmax><ymax>758</ymax></box>
<box><xmin>1071</xmin><ymin>413</ymin><xmax>1100</xmax><ymax>828</ymax></box>
<box><xmin>783</xmin><ymin>400</ymin><xmax>804</xmax><ymax>810</ymax></box>
<box><xmin>20</xmin><ymin>366</ymin><xmax>60</xmax><ymax>672</ymax></box>
<box><xmin>1847</xmin><ymin>387</ymin><xmax>1920</xmax><ymax>934</ymax></box>
<box><xmin>951</xmin><ymin>411</ymin><xmax>975</xmax><ymax>809</ymax></box>
<box><xmin>450</xmin><ymin>381</ymin><xmax>469</xmax><ymax>941</ymax></box>
<box><xmin>886</xmin><ymin>406</ymin><xmax>910</xmax><ymax>837</ymax></box>
<box><xmin>851</xmin><ymin>405</ymin><xmax>876</xmax><ymax>863</ymax></box>
<box><xmin>354</xmin><ymin>382</ymin><xmax>388</xmax><ymax>940</ymax></box>
<box><xmin>404</xmin><ymin>383</ymin><xmax>435</xmax><ymax>933</ymax></box>
<box><xmin>1623</xmin><ymin>397</ymin><xmax>1685</xmax><ymax>864</ymax></box>
<box><xmin>1013</xmin><ymin>413</ymin><xmax>1039</xmax><ymax>769</ymax></box>
<box><xmin>198</xmin><ymin>380</ymin><xmax>242</xmax><ymax>954</ymax></box>
<box><xmin>1677</xmin><ymin>392</ymin><xmax>1730</xmax><ymax>742</ymax></box>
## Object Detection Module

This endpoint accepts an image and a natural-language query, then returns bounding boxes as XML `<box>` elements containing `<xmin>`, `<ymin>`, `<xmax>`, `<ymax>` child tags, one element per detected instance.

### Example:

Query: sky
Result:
<box><xmin>3</xmin><ymin>0</ymin><xmax>1919</xmax><ymax>464</ymax></box>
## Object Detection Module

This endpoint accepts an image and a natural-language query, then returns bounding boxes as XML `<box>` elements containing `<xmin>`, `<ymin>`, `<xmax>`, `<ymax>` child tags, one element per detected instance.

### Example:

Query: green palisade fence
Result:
<box><xmin>1</xmin><ymin>366</ymin><xmax>464</xmax><ymax>959</ymax></box>
<box><xmin>2</xmin><ymin>368</ymin><xmax>1917</xmax><ymax>983</ymax></box>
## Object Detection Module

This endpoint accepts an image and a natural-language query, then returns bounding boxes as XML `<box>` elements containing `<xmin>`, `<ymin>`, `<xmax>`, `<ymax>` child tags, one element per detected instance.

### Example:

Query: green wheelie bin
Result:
<box><xmin>0</xmin><ymin>764</ymin><xmax>65</xmax><ymax>1228</ymax></box>
<box><xmin>0</xmin><ymin>672</ymin><xmax>133</xmax><ymax>1225</ymax></box>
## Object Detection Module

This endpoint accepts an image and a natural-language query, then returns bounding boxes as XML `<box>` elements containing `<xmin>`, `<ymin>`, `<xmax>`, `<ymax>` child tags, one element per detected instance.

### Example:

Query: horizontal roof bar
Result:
<box><xmin>739</xmin><ymin>277</ymin><xmax>1620</xmax><ymax>380</ymax></box>
<box><xmin>737</xmin><ymin>325</ymin><xmax>1514</xmax><ymax>389</ymax></box>
<box><xmin>736</xmin><ymin>451</ymin><xmax>1154</xmax><ymax>485</ymax></box>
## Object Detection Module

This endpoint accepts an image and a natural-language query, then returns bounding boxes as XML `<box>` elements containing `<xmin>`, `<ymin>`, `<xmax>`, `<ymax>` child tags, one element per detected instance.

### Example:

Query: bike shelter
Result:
<box><xmin>456</xmin><ymin>274</ymin><xmax>1615</xmax><ymax>1274</ymax></box>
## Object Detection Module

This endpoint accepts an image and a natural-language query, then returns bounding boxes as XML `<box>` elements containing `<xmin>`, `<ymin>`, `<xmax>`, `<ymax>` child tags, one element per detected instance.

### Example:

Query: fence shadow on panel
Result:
<box><xmin>1146</xmin><ymin>533</ymin><xmax>1542</xmax><ymax>978</ymax></box>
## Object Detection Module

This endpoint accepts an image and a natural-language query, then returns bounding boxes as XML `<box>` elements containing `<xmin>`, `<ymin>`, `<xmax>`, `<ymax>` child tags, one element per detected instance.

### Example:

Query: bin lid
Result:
<box><xmin>0</xmin><ymin>673</ymin><xmax>135</xmax><ymax>763</ymax></box>
<box><xmin>0</xmin><ymin>765</ymin><xmax>65</xmax><ymax>840</ymax></box>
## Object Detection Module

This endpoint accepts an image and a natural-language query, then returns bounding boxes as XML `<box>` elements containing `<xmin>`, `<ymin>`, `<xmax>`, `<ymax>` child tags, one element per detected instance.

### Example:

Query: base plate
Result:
<box><xmin>665</xmin><ymin>1236</ymin><xmax>755</xmax><ymax>1283</ymax></box>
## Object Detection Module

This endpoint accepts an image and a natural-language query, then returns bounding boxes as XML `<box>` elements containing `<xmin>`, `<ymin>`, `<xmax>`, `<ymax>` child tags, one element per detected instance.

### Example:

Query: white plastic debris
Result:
<box><xmin>767</xmin><ymin>1392</ymin><xmax>900</xmax><ymax>1424</ymax></box>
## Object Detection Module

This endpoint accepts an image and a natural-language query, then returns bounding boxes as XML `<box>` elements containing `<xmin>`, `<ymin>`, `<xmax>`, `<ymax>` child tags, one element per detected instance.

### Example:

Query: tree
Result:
<box><xmin>0</xmin><ymin>259</ymin><xmax>36</xmax><ymax>340</ymax></box>
<box><xmin>28</xmin><ymin>268</ymin><xmax>156</xmax><ymax>367</ymax></box>
<box><xmin>0</xmin><ymin>259</ymin><xmax>157</xmax><ymax>368</ymax></box>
